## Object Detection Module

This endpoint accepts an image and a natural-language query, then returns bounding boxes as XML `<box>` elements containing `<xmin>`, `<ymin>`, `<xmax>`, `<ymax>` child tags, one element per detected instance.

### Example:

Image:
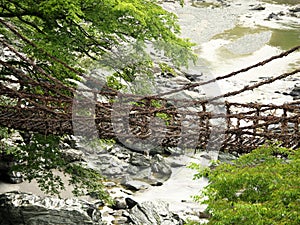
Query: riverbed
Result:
<box><xmin>164</xmin><ymin>0</ymin><xmax>300</xmax><ymax>104</ymax></box>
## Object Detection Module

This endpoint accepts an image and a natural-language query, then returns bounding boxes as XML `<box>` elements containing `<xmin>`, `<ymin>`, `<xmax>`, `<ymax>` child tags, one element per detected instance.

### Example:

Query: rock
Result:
<box><xmin>128</xmin><ymin>200</ymin><xmax>184</xmax><ymax>225</ymax></box>
<box><xmin>93</xmin><ymin>154</ymin><xmax>128</xmax><ymax>179</ymax></box>
<box><xmin>122</xmin><ymin>180</ymin><xmax>150</xmax><ymax>191</ymax></box>
<box><xmin>129</xmin><ymin>152</ymin><xmax>151</xmax><ymax>167</ymax></box>
<box><xmin>199</xmin><ymin>211</ymin><xmax>211</xmax><ymax>219</ymax></box>
<box><xmin>61</xmin><ymin>148</ymin><xmax>84</xmax><ymax>162</ymax></box>
<box><xmin>61</xmin><ymin>135</ymin><xmax>79</xmax><ymax>149</ymax></box>
<box><xmin>126</xmin><ymin>165</ymin><xmax>151</xmax><ymax>178</ymax></box>
<box><xmin>149</xmin><ymin>146</ymin><xmax>166</xmax><ymax>155</ymax></box>
<box><xmin>0</xmin><ymin>153</ymin><xmax>23</xmax><ymax>184</ymax></box>
<box><xmin>250</xmin><ymin>4</ymin><xmax>265</xmax><ymax>10</ymax></box>
<box><xmin>125</xmin><ymin>198</ymin><xmax>138</xmax><ymax>209</ymax></box>
<box><xmin>151</xmin><ymin>155</ymin><xmax>172</xmax><ymax>181</ymax></box>
<box><xmin>111</xmin><ymin>197</ymin><xmax>128</xmax><ymax>210</ymax></box>
<box><xmin>112</xmin><ymin>216</ymin><xmax>128</xmax><ymax>224</ymax></box>
<box><xmin>103</xmin><ymin>181</ymin><xmax>116</xmax><ymax>188</ymax></box>
<box><xmin>165</xmin><ymin>147</ymin><xmax>185</xmax><ymax>156</ymax></box>
<box><xmin>289</xmin><ymin>5</ymin><xmax>300</xmax><ymax>13</ymax></box>
<box><xmin>266</xmin><ymin>12</ymin><xmax>281</xmax><ymax>21</ymax></box>
<box><xmin>166</xmin><ymin>156</ymin><xmax>187</xmax><ymax>168</ymax></box>
<box><xmin>0</xmin><ymin>192</ymin><xmax>103</xmax><ymax>225</ymax></box>
<box><xmin>289</xmin><ymin>86</ymin><xmax>300</xmax><ymax>99</ymax></box>
<box><xmin>183</xmin><ymin>72</ymin><xmax>203</xmax><ymax>82</ymax></box>
<box><xmin>191</xmin><ymin>0</ymin><xmax>230</xmax><ymax>8</ymax></box>
<box><xmin>170</xmin><ymin>75</ymin><xmax>191</xmax><ymax>85</ymax></box>
<box><xmin>6</xmin><ymin>171</ymin><xmax>23</xmax><ymax>184</ymax></box>
<box><xmin>115</xmin><ymin>152</ymin><xmax>129</xmax><ymax>160</ymax></box>
<box><xmin>87</xmin><ymin>143</ymin><xmax>174</xmax><ymax>186</ymax></box>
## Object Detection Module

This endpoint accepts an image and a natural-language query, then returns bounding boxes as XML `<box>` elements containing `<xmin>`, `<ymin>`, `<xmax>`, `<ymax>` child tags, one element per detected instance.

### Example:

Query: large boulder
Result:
<box><xmin>128</xmin><ymin>200</ymin><xmax>183</xmax><ymax>225</ymax></box>
<box><xmin>151</xmin><ymin>154</ymin><xmax>172</xmax><ymax>181</ymax></box>
<box><xmin>0</xmin><ymin>192</ymin><xmax>103</xmax><ymax>225</ymax></box>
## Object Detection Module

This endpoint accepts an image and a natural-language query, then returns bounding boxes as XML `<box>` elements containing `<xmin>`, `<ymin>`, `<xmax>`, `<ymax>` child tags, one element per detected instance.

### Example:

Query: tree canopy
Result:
<box><xmin>0</xmin><ymin>0</ymin><xmax>194</xmax><ymax>86</ymax></box>
<box><xmin>189</xmin><ymin>145</ymin><xmax>300</xmax><ymax>225</ymax></box>
<box><xmin>0</xmin><ymin>0</ymin><xmax>195</xmax><ymax>199</ymax></box>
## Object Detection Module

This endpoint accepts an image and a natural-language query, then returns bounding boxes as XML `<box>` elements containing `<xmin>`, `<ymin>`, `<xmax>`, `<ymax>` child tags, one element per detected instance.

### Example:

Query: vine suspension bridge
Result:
<box><xmin>0</xmin><ymin>19</ymin><xmax>299</xmax><ymax>154</ymax></box>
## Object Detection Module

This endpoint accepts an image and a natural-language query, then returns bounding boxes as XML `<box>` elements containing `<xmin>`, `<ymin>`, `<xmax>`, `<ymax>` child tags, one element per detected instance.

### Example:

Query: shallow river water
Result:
<box><xmin>164</xmin><ymin>0</ymin><xmax>300</xmax><ymax>104</ymax></box>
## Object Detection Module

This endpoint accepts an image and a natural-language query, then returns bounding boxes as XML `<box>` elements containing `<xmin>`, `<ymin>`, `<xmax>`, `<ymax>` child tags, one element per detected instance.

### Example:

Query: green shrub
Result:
<box><xmin>190</xmin><ymin>144</ymin><xmax>300</xmax><ymax>225</ymax></box>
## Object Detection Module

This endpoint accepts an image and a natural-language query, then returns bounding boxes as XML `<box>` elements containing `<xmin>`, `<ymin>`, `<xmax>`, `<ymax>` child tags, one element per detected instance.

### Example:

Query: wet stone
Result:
<box><xmin>128</xmin><ymin>153</ymin><xmax>151</xmax><ymax>167</ymax></box>
<box><xmin>250</xmin><ymin>4</ymin><xmax>265</xmax><ymax>10</ymax></box>
<box><xmin>125</xmin><ymin>198</ymin><xmax>138</xmax><ymax>209</ymax></box>
<box><xmin>122</xmin><ymin>180</ymin><xmax>150</xmax><ymax>191</ymax></box>
<box><xmin>0</xmin><ymin>192</ymin><xmax>103</xmax><ymax>225</ymax></box>
<box><xmin>151</xmin><ymin>155</ymin><xmax>172</xmax><ymax>181</ymax></box>
<box><xmin>128</xmin><ymin>200</ymin><xmax>183</xmax><ymax>225</ymax></box>
<box><xmin>289</xmin><ymin>86</ymin><xmax>300</xmax><ymax>99</ymax></box>
<box><xmin>111</xmin><ymin>197</ymin><xmax>128</xmax><ymax>210</ymax></box>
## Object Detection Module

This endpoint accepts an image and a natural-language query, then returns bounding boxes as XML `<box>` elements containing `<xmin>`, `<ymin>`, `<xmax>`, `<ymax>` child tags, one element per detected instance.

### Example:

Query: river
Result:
<box><xmin>165</xmin><ymin>0</ymin><xmax>300</xmax><ymax>104</ymax></box>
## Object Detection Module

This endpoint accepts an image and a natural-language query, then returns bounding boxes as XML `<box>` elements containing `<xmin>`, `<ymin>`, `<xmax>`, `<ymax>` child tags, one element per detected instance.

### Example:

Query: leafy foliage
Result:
<box><xmin>0</xmin><ymin>130</ymin><xmax>111</xmax><ymax>202</ymax></box>
<box><xmin>0</xmin><ymin>0</ymin><xmax>195</xmax><ymax>87</ymax></box>
<box><xmin>190</xmin><ymin>145</ymin><xmax>300</xmax><ymax>225</ymax></box>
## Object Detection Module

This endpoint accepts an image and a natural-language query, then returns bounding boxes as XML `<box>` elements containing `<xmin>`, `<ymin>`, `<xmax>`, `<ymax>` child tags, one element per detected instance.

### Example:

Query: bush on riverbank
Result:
<box><xmin>189</xmin><ymin>144</ymin><xmax>300</xmax><ymax>225</ymax></box>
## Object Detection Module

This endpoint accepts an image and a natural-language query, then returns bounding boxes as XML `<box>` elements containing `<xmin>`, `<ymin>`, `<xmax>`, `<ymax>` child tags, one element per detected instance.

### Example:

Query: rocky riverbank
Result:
<box><xmin>0</xmin><ymin>133</ymin><xmax>222</xmax><ymax>224</ymax></box>
<box><xmin>0</xmin><ymin>191</ymin><xmax>184</xmax><ymax>225</ymax></box>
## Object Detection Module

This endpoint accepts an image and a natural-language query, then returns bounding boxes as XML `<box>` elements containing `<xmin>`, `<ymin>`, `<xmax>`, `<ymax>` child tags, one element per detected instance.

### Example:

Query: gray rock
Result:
<box><xmin>266</xmin><ymin>12</ymin><xmax>281</xmax><ymax>21</ymax></box>
<box><xmin>151</xmin><ymin>155</ymin><xmax>172</xmax><ymax>181</ymax></box>
<box><xmin>128</xmin><ymin>200</ymin><xmax>183</xmax><ymax>225</ymax></box>
<box><xmin>61</xmin><ymin>148</ymin><xmax>84</xmax><ymax>162</ymax></box>
<box><xmin>125</xmin><ymin>198</ymin><xmax>138</xmax><ymax>209</ymax></box>
<box><xmin>191</xmin><ymin>0</ymin><xmax>230</xmax><ymax>8</ymax></box>
<box><xmin>250</xmin><ymin>4</ymin><xmax>265</xmax><ymax>11</ymax></box>
<box><xmin>165</xmin><ymin>147</ymin><xmax>185</xmax><ymax>156</ymax></box>
<box><xmin>129</xmin><ymin>153</ymin><xmax>151</xmax><ymax>167</ymax></box>
<box><xmin>112</xmin><ymin>197</ymin><xmax>128</xmax><ymax>210</ymax></box>
<box><xmin>289</xmin><ymin>5</ymin><xmax>300</xmax><ymax>13</ymax></box>
<box><xmin>6</xmin><ymin>171</ymin><xmax>23</xmax><ymax>184</ymax></box>
<box><xmin>0</xmin><ymin>192</ymin><xmax>103</xmax><ymax>225</ymax></box>
<box><xmin>289</xmin><ymin>86</ymin><xmax>300</xmax><ymax>99</ymax></box>
<box><xmin>183</xmin><ymin>72</ymin><xmax>203</xmax><ymax>82</ymax></box>
<box><xmin>102</xmin><ymin>166</ymin><xmax>124</xmax><ymax>177</ymax></box>
<box><xmin>122</xmin><ymin>180</ymin><xmax>150</xmax><ymax>191</ymax></box>
<box><xmin>0</xmin><ymin>154</ymin><xmax>23</xmax><ymax>184</ymax></box>
<box><xmin>166</xmin><ymin>156</ymin><xmax>187</xmax><ymax>168</ymax></box>
<box><xmin>93</xmin><ymin>154</ymin><xmax>128</xmax><ymax>178</ymax></box>
<box><xmin>170</xmin><ymin>75</ymin><xmax>191</xmax><ymax>85</ymax></box>
<box><xmin>103</xmin><ymin>181</ymin><xmax>117</xmax><ymax>188</ymax></box>
<box><xmin>85</xmin><ymin>144</ymin><xmax>173</xmax><ymax>185</ymax></box>
<box><xmin>112</xmin><ymin>216</ymin><xmax>128</xmax><ymax>224</ymax></box>
<box><xmin>126</xmin><ymin>165</ymin><xmax>151</xmax><ymax>178</ymax></box>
